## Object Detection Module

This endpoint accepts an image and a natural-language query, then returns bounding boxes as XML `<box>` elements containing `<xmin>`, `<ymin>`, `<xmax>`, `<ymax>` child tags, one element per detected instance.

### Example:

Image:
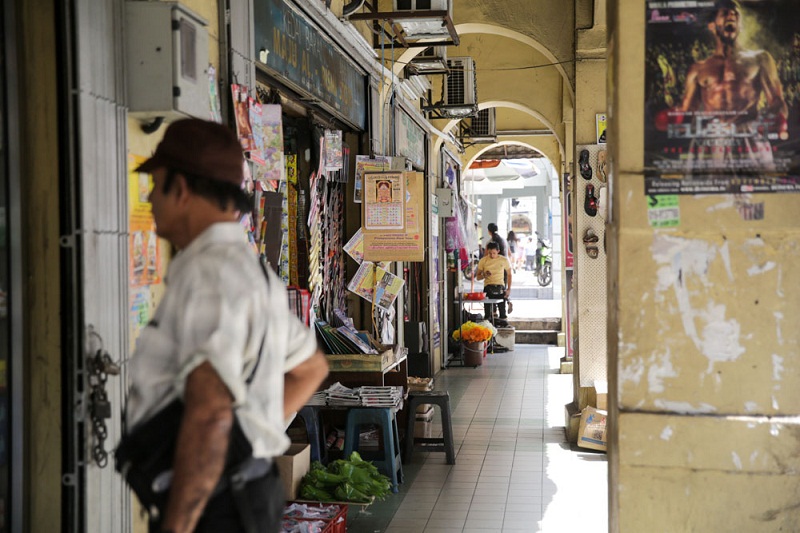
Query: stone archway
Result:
<box><xmin>434</xmin><ymin>102</ymin><xmax>565</xmax><ymax>165</ymax></box>
<box><xmin>391</xmin><ymin>22</ymin><xmax>573</xmax><ymax>103</ymax></box>
<box><xmin>465</xmin><ymin>140</ymin><xmax>549</xmax><ymax>169</ymax></box>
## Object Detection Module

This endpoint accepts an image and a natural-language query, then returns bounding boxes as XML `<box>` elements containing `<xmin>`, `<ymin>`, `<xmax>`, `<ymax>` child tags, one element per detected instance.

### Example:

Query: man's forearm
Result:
<box><xmin>163</xmin><ymin>362</ymin><xmax>234</xmax><ymax>533</ymax></box>
<box><xmin>284</xmin><ymin>351</ymin><xmax>329</xmax><ymax>419</ymax></box>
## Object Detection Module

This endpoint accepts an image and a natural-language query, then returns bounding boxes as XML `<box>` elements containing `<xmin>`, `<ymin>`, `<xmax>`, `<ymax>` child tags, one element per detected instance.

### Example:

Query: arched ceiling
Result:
<box><xmin>368</xmin><ymin>0</ymin><xmax>581</xmax><ymax>175</ymax></box>
<box><xmin>433</xmin><ymin>100</ymin><xmax>564</xmax><ymax>166</ymax></box>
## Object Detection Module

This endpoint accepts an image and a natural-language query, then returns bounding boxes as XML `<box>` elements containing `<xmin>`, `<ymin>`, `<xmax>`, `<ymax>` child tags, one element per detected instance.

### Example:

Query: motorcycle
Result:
<box><xmin>535</xmin><ymin>233</ymin><xmax>553</xmax><ymax>287</ymax></box>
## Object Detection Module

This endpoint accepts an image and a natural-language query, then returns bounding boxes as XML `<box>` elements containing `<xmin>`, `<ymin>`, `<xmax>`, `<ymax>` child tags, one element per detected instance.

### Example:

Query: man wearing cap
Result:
<box><xmin>123</xmin><ymin>118</ymin><xmax>328</xmax><ymax>533</ymax></box>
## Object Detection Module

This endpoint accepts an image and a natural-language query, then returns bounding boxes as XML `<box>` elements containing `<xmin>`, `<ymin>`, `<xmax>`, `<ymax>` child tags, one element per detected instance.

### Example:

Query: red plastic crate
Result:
<box><xmin>282</xmin><ymin>502</ymin><xmax>347</xmax><ymax>533</ymax></box>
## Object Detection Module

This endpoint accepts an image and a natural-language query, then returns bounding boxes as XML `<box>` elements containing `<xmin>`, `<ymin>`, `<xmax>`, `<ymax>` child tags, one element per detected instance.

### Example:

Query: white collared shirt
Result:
<box><xmin>125</xmin><ymin>222</ymin><xmax>318</xmax><ymax>458</ymax></box>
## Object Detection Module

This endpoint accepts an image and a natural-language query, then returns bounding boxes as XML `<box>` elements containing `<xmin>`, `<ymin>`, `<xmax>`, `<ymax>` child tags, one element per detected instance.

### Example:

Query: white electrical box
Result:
<box><xmin>126</xmin><ymin>2</ymin><xmax>209</xmax><ymax>121</ymax></box>
<box><xmin>436</xmin><ymin>187</ymin><xmax>456</xmax><ymax>217</ymax></box>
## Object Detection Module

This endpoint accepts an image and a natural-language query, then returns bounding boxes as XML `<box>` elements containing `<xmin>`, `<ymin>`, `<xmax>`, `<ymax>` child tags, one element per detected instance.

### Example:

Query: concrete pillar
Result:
<box><xmin>573</xmin><ymin>12</ymin><xmax>608</xmax><ymax>405</ymax></box>
<box><xmin>609</xmin><ymin>1</ymin><xmax>800</xmax><ymax>530</ymax></box>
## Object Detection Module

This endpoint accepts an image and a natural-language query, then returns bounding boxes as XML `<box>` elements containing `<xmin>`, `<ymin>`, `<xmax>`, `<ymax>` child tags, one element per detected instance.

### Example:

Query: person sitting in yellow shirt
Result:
<box><xmin>475</xmin><ymin>241</ymin><xmax>512</xmax><ymax>324</ymax></box>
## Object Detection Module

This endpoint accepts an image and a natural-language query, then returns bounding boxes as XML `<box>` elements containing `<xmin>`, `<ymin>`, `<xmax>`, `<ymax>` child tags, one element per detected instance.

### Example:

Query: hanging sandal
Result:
<box><xmin>597</xmin><ymin>185</ymin><xmax>608</xmax><ymax>220</ymax></box>
<box><xmin>583</xmin><ymin>228</ymin><xmax>600</xmax><ymax>259</ymax></box>
<box><xmin>597</xmin><ymin>150</ymin><xmax>607</xmax><ymax>183</ymax></box>
<box><xmin>584</xmin><ymin>184</ymin><xmax>598</xmax><ymax>216</ymax></box>
<box><xmin>579</xmin><ymin>149</ymin><xmax>592</xmax><ymax>180</ymax></box>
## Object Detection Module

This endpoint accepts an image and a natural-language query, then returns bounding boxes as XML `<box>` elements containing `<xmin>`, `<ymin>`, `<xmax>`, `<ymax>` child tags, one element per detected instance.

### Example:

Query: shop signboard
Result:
<box><xmin>396</xmin><ymin>109</ymin><xmax>426</xmax><ymax>170</ymax></box>
<box><xmin>644</xmin><ymin>0</ymin><xmax>800</xmax><ymax>194</ymax></box>
<box><xmin>254</xmin><ymin>0</ymin><xmax>367</xmax><ymax>129</ymax></box>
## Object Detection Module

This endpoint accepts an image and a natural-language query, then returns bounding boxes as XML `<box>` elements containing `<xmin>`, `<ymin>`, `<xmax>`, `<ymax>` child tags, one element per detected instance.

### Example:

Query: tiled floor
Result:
<box><xmin>347</xmin><ymin>344</ymin><xmax>607</xmax><ymax>533</ymax></box>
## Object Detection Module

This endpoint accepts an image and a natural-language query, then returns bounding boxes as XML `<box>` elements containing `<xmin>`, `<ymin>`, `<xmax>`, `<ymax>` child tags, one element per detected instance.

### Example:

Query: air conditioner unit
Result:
<box><xmin>394</xmin><ymin>0</ymin><xmax>449</xmax><ymax>12</ymax></box>
<box><xmin>393</xmin><ymin>0</ymin><xmax>452</xmax><ymax>40</ymax></box>
<box><xmin>408</xmin><ymin>46</ymin><xmax>448</xmax><ymax>75</ymax></box>
<box><xmin>126</xmin><ymin>1</ymin><xmax>210</xmax><ymax>122</ymax></box>
<box><xmin>470</xmin><ymin>108</ymin><xmax>496</xmax><ymax>142</ymax></box>
<box><xmin>440</xmin><ymin>57</ymin><xmax>478</xmax><ymax>118</ymax></box>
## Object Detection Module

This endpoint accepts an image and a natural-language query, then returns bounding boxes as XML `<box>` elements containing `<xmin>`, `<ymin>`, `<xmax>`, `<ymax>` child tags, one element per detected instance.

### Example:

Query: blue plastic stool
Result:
<box><xmin>298</xmin><ymin>405</ymin><xmax>325</xmax><ymax>464</ymax></box>
<box><xmin>343</xmin><ymin>407</ymin><xmax>403</xmax><ymax>492</ymax></box>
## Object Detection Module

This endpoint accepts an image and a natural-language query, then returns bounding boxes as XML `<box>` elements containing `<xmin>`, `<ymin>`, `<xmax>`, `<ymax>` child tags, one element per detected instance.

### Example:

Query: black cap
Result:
<box><xmin>136</xmin><ymin>118</ymin><xmax>245</xmax><ymax>185</ymax></box>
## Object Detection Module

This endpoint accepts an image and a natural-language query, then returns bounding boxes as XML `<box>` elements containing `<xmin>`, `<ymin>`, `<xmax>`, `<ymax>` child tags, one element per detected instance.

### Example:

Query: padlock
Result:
<box><xmin>91</xmin><ymin>390</ymin><xmax>112</xmax><ymax>419</ymax></box>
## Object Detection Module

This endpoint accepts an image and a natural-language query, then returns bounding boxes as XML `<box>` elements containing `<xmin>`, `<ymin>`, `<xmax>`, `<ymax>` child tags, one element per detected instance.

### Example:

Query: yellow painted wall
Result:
<box><xmin>20</xmin><ymin>1</ymin><xmax>61</xmax><ymax>530</ymax></box>
<box><xmin>127</xmin><ymin>1</ymin><xmax>220</xmax><ymax>530</ymax></box>
<box><xmin>609</xmin><ymin>0</ymin><xmax>800</xmax><ymax>530</ymax></box>
<box><xmin>455</xmin><ymin>0</ymin><xmax>575</xmax><ymax>88</ymax></box>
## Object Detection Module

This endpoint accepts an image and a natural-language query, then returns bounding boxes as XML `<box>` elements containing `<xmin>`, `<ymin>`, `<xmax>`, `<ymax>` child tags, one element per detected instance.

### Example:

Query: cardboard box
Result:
<box><xmin>276</xmin><ymin>443</ymin><xmax>311</xmax><ymax>500</ymax></box>
<box><xmin>415</xmin><ymin>405</ymin><xmax>434</xmax><ymax>421</ymax></box>
<box><xmin>593</xmin><ymin>380</ymin><xmax>608</xmax><ymax>410</ymax></box>
<box><xmin>564</xmin><ymin>401</ymin><xmax>581</xmax><ymax>444</ymax></box>
<box><xmin>414</xmin><ymin>419</ymin><xmax>432</xmax><ymax>439</ymax></box>
<box><xmin>416</xmin><ymin>403</ymin><xmax>433</xmax><ymax>416</ymax></box>
<box><xmin>578</xmin><ymin>407</ymin><xmax>608</xmax><ymax>452</ymax></box>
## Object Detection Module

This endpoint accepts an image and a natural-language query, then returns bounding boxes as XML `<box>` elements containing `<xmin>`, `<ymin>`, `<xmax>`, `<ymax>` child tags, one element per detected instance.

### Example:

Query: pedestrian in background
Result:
<box><xmin>487</xmin><ymin>222</ymin><xmax>507</xmax><ymax>256</ymax></box>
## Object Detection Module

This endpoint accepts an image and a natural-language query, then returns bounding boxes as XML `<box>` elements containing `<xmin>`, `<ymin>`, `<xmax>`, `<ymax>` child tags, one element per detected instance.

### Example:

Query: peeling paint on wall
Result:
<box><xmin>707</xmin><ymin>196</ymin><xmax>736</xmax><ymax>212</ymax></box>
<box><xmin>772</xmin><ymin>354</ymin><xmax>784</xmax><ymax>382</ymax></box>
<box><xmin>660</xmin><ymin>425</ymin><xmax>673</xmax><ymax>441</ymax></box>
<box><xmin>744</xmin><ymin>401</ymin><xmax>758</xmax><ymax>413</ymax></box>
<box><xmin>719</xmin><ymin>240</ymin><xmax>734</xmax><ymax>281</ymax></box>
<box><xmin>651</xmin><ymin>235</ymin><xmax>746</xmax><ymax>370</ymax></box>
<box><xmin>620</xmin><ymin>355</ymin><xmax>645</xmax><ymax>387</ymax></box>
<box><xmin>746</xmin><ymin>261</ymin><xmax>776</xmax><ymax>276</ymax></box>
<box><xmin>731</xmin><ymin>451</ymin><xmax>743</xmax><ymax>470</ymax></box>
<box><xmin>648</xmin><ymin>349</ymin><xmax>677</xmax><ymax>393</ymax></box>
<box><xmin>653</xmin><ymin>399</ymin><xmax>717</xmax><ymax>413</ymax></box>
<box><xmin>774</xmin><ymin>312</ymin><xmax>784</xmax><ymax>345</ymax></box>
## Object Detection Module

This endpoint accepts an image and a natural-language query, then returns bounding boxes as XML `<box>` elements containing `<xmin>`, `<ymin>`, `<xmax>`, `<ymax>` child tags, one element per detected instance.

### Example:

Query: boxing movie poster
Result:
<box><xmin>645</xmin><ymin>0</ymin><xmax>800</xmax><ymax>194</ymax></box>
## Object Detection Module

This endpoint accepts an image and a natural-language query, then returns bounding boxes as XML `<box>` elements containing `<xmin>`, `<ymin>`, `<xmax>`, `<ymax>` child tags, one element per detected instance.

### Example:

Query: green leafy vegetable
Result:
<box><xmin>298</xmin><ymin>450</ymin><xmax>393</xmax><ymax>502</ymax></box>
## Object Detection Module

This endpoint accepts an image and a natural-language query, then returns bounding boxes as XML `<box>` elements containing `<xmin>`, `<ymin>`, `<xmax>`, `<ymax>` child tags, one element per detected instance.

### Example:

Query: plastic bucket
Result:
<box><xmin>463</xmin><ymin>341</ymin><xmax>485</xmax><ymax>366</ymax></box>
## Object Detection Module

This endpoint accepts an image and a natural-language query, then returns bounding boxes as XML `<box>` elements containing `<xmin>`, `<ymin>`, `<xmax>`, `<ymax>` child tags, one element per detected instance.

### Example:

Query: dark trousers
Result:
<box><xmin>483</xmin><ymin>284</ymin><xmax>507</xmax><ymax>320</ymax></box>
<box><xmin>149</xmin><ymin>464</ymin><xmax>285</xmax><ymax>533</ymax></box>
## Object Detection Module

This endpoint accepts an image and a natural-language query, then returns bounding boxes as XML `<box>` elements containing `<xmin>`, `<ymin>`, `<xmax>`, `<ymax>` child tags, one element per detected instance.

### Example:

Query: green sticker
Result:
<box><xmin>647</xmin><ymin>195</ymin><xmax>680</xmax><ymax>227</ymax></box>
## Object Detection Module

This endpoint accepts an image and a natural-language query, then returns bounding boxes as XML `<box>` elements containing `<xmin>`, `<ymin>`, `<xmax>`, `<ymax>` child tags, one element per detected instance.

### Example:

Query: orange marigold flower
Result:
<box><xmin>452</xmin><ymin>321</ymin><xmax>493</xmax><ymax>343</ymax></box>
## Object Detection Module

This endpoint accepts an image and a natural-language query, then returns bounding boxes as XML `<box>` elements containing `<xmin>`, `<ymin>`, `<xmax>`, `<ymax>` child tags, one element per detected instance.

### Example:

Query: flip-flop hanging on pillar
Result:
<box><xmin>579</xmin><ymin>149</ymin><xmax>592</xmax><ymax>180</ymax></box>
<box><xmin>597</xmin><ymin>150</ymin><xmax>607</xmax><ymax>183</ymax></box>
<box><xmin>584</xmin><ymin>183</ymin><xmax>598</xmax><ymax>217</ymax></box>
<box><xmin>583</xmin><ymin>228</ymin><xmax>600</xmax><ymax>259</ymax></box>
<box><xmin>597</xmin><ymin>185</ymin><xmax>608</xmax><ymax>220</ymax></box>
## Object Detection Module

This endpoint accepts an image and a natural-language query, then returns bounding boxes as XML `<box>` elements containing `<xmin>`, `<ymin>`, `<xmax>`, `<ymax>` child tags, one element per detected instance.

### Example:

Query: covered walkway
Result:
<box><xmin>348</xmin><ymin>344</ymin><xmax>607</xmax><ymax>532</ymax></box>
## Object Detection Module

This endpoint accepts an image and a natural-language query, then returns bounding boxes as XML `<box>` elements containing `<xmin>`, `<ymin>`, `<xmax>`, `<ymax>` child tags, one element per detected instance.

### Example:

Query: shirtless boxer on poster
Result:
<box><xmin>675</xmin><ymin>0</ymin><xmax>788</xmax><ymax>171</ymax></box>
